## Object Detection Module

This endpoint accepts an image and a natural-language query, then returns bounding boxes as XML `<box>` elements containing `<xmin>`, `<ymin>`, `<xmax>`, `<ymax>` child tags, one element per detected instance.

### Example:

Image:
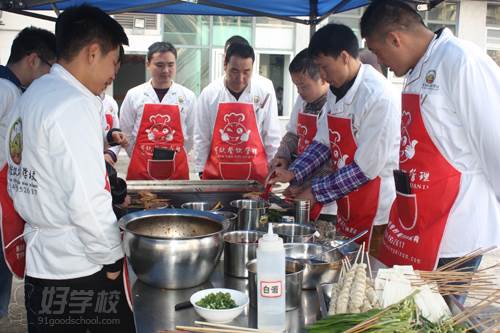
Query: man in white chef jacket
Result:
<box><xmin>224</xmin><ymin>35</ymin><xmax>277</xmax><ymax>102</ymax></box>
<box><xmin>120</xmin><ymin>42</ymin><xmax>196</xmax><ymax>180</ymax></box>
<box><xmin>194</xmin><ymin>42</ymin><xmax>281</xmax><ymax>184</ymax></box>
<box><xmin>360</xmin><ymin>0</ymin><xmax>500</xmax><ymax>277</ymax></box>
<box><xmin>5</xmin><ymin>5</ymin><xmax>134</xmax><ymax>332</ymax></box>
<box><xmin>0</xmin><ymin>26</ymin><xmax>56</xmax><ymax>320</ymax></box>
<box><xmin>269</xmin><ymin>24</ymin><xmax>400</xmax><ymax>252</ymax></box>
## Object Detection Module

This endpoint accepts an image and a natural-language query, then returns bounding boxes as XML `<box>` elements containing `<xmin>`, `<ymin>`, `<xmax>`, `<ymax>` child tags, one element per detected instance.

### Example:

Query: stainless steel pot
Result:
<box><xmin>119</xmin><ymin>209</ymin><xmax>225</xmax><ymax>289</ymax></box>
<box><xmin>268</xmin><ymin>223</ymin><xmax>317</xmax><ymax>243</ymax></box>
<box><xmin>223</xmin><ymin>231</ymin><xmax>264</xmax><ymax>278</ymax></box>
<box><xmin>230</xmin><ymin>199</ymin><xmax>270</xmax><ymax>231</ymax></box>
<box><xmin>246</xmin><ymin>259</ymin><xmax>304</xmax><ymax>311</ymax></box>
<box><xmin>284</xmin><ymin>243</ymin><xmax>342</xmax><ymax>289</ymax></box>
<box><xmin>212</xmin><ymin>211</ymin><xmax>238</xmax><ymax>232</ymax></box>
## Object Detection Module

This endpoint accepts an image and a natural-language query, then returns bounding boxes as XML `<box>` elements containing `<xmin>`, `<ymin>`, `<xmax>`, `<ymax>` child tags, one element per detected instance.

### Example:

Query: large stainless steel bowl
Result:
<box><xmin>284</xmin><ymin>243</ymin><xmax>342</xmax><ymax>289</ymax></box>
<box><xmin>267</xmin><ymin>223</ymin><xmax>317</xmax><ymax>243</ymax></box>
<box><xmin>119</xmin><ymin>209</ymin><xmax>225</xmax><ymax>289</ymax></box>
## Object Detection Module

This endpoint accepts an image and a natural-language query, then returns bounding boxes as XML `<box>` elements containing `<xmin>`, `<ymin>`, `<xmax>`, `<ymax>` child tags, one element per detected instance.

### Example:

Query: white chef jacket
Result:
<box><xmin>100</xmin><ymin>94</ymin><xmax>120</xmax><ymax>156</ymax></box>
<box><xmin>403</xmin><ymin>28</ymin><xmax>500</xmax><ymax>257</ymax></box>
<box><xmin>5</xmin><ymin>64</ymin><xmax>123</xmax><ymax>279</ymax></box>
<box><xmin>315</xmin><ymin>64</ymin><xmax>401</xmax><ymax>226</ymax></box>
<box><xmin>0</xmin><ymin>78</ymin><xmax>22</xmax><ymax>169</ymax></box>
<box><xmin>194</xmin><ymin>76</ymin><xmax>282</xmax><ymax>172</ymax></box>
<box><xmin>120</xmin><ymin>80</ymin><xmax>196</xmax><ymax>157</ymax></box>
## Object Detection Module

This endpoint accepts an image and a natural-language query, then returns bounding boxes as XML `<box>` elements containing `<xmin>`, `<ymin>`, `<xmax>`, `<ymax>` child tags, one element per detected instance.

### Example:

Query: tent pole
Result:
<box><xmin>309</xmin><ymin>0</ymin><xmax>318</xmax><ymax>38</ymax></box>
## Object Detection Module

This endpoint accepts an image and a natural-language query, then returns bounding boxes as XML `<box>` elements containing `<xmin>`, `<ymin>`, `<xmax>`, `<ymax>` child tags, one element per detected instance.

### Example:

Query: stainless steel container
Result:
<box><xmin>269</xmin><ymin>223</ymin><xmax>317</xmax><ymax>243</ymax></box>
<box><xmin>223</xmin><ymin>231</ymin><xmax>264</xmax><ymax>278</ymax></box>
<box><xmin>120</xmin><ymin>209</ymin><xmax>225</xmax><ymax>289</ymax></box>
<box><xmin>212</xmin><ymin>211</ymin><xmax>238</xmax><ymax>232</ymax></box>
<box><xmin>246</xmin><ymin>259</ymin><xmax>304</xmax><ymax>311</ymax></box>
<box><xmin>180</xmin><ymin>201</ymin><xmax>222</xmax><ymax>211</ymax></box>
<box><xmin>294</xmin><ymin>200</ymin><xmax>311</xmax><ymax>224</ymax></box>
<box><xmin>230</xmin><ymin>199</ymin><xmax>270</xmax><ymax>231</ymax></box>
<box><xmin>284</xmin><ymin>243</ymin><xmax>342</xmax><ymax>289</ymax></box>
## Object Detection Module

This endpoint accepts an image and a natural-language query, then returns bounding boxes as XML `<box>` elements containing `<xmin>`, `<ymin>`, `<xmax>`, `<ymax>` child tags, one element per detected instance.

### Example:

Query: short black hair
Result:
<box><xmin>360</xmin><ymin>0</ymin><xmax>425</xmax><ymax>39</ymax></box>
<box><xmin>224</xmin><ymin>42</ymin><xmax>255</xmax><ymax>65</ymax></box>
<box><xmin>7</xmin><ymin>27</ymin><xmax>56</xmax><ymax>65</ymax></box>
<box><xmin>309</xmin><ymin>23</ymin><xmax>359</xmax><ymax>59</ymax></box>
<box><xmin>224</xmin><ymin>35</ymin><xmax>250</xmax><ymax>52</ymax></box>
<box><xmin>55</xmin><ymin>4</ymin><xmax>129</xmax><ymax>62</ymax></box>
<box><xmin>147</xmin><ymin>41</ymin><xmax>177</xmax><ymax>62</ymax></box>
<box><xmin>289</xmin><ymin>48</ymin><xmax>320</xmax><ymax>80</ymax></box>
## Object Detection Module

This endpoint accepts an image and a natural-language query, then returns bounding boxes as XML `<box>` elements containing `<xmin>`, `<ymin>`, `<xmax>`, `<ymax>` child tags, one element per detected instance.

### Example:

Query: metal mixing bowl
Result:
<box><xmin>284</xmin><ymin>243</ymin><xmax>342</xmax><ymax>289</ymax></box>
<box><xmin>266</xmin><ymin>223</ymin><xmax>317</xmax><ymax>243</ymax></box>
<box><xmin>119</xmin><ymin>209</ymin><xmax>225</xmax><ymax>289</ymax></box>
<box><xmin>180</xmin><ymin>201</ymin><xmax>222</xmax><ymax>211</ymax></box>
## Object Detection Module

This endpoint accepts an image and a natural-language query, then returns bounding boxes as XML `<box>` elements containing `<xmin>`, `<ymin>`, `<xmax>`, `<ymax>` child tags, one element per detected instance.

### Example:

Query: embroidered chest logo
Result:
<box><xmin>400</xmin><ymin>111</ymin><xmax>418</xmax><ymax>163</ymax></box>
<box><xmin>423</xmin><ymin>70</ymin><xmax>439</xmax><ymax>90</ymax></box>
<box><xmin>219</xmin><ymin>113</ymin><xmax>251</xmax><ymax>145</ymax></box>
<box><xmin>329</xmin><ymin>130</ymin><xmax>349</xmax><ymax>169</ymax></box>
<box><xmin>146</xmin><ymin>114</ymin><xmax>175</xmax><ymax>143</ymax></box>
<box><xmin>9</xmin><ymin>118</ymin><xmax>23</xmax><ymax>165</ymax></box>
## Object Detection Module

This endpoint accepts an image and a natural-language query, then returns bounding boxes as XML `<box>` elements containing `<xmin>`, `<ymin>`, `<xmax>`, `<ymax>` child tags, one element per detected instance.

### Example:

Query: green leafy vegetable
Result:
<box><xmin>196</xmin><ymin>292</ymin><xmax>237</xmax><ymax>310</ymax></box>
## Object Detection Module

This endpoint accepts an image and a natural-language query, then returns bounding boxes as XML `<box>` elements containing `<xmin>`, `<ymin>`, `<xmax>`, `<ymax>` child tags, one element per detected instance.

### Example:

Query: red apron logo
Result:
<box><xmin>400</xmin><ymin>111</ymin><xmax>418</xmax><ymax>163</ymax></box>
<box><xmin>297</xmin><ymin>124</ymin><xmax>310</xmax><ymax>147</ymax></box>
<box><xmin>219</xmin><ymin>113</ymin><xmax>251</xmax><ymax>145</ymax></box>
<box><xmin>329</xmin><ymin>130</ymin><xmax>349</xmax><ymax>169</ymax></box>
<box><xmin>146</xmin><ymin>114</ymin><xmax>175</xmax><ymax>142</ymax></box>
<box><xmin>9</xmin><ymin>118</ymin><xmax>23</xmax><ymax>165</ymax></box>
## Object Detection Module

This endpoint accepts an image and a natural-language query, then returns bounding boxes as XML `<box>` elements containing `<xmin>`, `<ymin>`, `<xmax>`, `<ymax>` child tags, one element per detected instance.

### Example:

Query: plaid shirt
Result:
<box><xmin>288</xmin><ymin>140</ymin><xmax>369</xmax><ymax>204</ymax></box>
<box><xmin>289</xmin><ymin>141</ymin><xmax>331</xmax><ymax>184</ymax></box>
<box><xmin>311</xmin><ymin>162</ymin><xmax>369</xmax><ymax>204</ymax></box>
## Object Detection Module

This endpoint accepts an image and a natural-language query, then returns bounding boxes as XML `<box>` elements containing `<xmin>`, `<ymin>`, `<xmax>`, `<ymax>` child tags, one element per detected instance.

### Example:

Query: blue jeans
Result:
<box><xmin>0</xmin><ymin>236</ymin><xmax>13</xmax><ymax>318</ymax></box>
<box><xmin>437</xmin><ymin>255</ymin><xmax>482</xmax><ymax>305</ymax></box>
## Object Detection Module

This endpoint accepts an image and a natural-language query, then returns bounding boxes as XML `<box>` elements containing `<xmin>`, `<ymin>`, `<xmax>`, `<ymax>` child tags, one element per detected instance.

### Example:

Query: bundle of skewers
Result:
<box><xmin>328</xmin><ymin>243</ymin><xmax>379</xmax><ymax>315</ymax></box>
<box><xmin>308</xmin><ymin>246</ymin><xmax>500</xmax><ymax>333</ymax></box>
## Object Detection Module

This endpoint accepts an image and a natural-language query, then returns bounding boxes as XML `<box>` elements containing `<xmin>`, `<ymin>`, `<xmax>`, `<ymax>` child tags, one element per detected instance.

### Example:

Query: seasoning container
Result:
<box><xmin>257</xmin><ymin>223</ymin><xmax>286</xmax><ymax>332</ymax></box>
<box><xmin>295</xmin><ymin>200</ymin><xmax>311</xmax><ymax>224</ymax></box>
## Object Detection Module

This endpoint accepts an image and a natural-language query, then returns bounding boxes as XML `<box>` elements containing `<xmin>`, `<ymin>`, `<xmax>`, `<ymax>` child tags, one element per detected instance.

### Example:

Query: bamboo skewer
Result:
<box><xmin>176</xmin><ymin>325</ymin><xmax>277</xmax><ymax>333</ymax></box>
<box><xmin>193</xmin><ymin>321</ymin><xmax>277</xmax><ymax>333</ymax></box>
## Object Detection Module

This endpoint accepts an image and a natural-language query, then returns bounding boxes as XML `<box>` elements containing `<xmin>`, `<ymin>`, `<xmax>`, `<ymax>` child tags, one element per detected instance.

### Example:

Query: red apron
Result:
<box><xmin>104</xmin><ymin>113</ymin><xmax>113</xmax><ymax>132</ymax></box>
<box><xmin>297</xmin><ymin>112</ymin><xmax>318</xmax><ymax>155</ymax></box>
<box><xmin>327</xmin><ymin>115</ymin><xmax>381</xmax><ymax>246</ymax></box>
<box><xmin>127</xmin><ymin>104</ymin><xmax>189</xmax><ymax>180</ymax></box>
<box><xmin>0</xmin><ymin>165</ymin><xmax>26</xmax><ymax>278</ymax></box>
<box><xmin>378</xmin><ymin>94</ymin><xmax>461</xmax><ymax>270</ymax></box>
<box><xmin>202</xmin><ymin>102</ymin><xmax>268</xmax><ymax>184</ymax></box>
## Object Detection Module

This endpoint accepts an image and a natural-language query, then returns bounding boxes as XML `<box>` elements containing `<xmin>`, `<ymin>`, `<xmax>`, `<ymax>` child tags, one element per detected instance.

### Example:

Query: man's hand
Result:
<box><xmin>283</xmin><ymin>184</ymin><xmax>306</xmax><ymax>198</ymax></box>
<box><xmin>111</xmin><ymin>131</ymin><xmax>128</xmax><ymax>148</ymax></box>
<box><xmin>117</xmin><ymin>195</ymin><xmax>131</xmax><ymax>209</ymax></box>
<box><xmin>106</xmin><ymin>270</ymin><xmax>121</xmax><ymax>280</ymax></box>
<box><xmin>271</xmin><ymin>158</ymin><xmax>289</xmax><ymax>169</ymax></box>
<box><xmin>267</xmin><ymin>167</ymin><xmax>295</xmax><ymax>185</ymax></box>
<box><xmin>104</xmin><ymin>153</ymin><xmax>115</xmax><ymax>166</ymax></box>
<box><xmin>293</xmin><ymin>186</ymin><xmax>317</xmax><ymax>205</ymax></box>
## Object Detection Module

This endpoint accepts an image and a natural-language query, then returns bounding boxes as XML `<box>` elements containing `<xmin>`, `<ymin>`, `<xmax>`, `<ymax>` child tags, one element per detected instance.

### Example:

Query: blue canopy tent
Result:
<box><xmin>1</xmin><ymin>0</ymin><xmax>444</xmax><ymax>35</ymax></box>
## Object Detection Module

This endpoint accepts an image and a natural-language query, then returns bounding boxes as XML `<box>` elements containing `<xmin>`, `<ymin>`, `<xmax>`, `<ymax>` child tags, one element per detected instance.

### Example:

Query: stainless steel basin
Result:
<box><xmin>284</xmin><ymin>243</ymin><xmax>342</xmax><ymax>289</ymax></box>
<box><xmin>119</xmin><ymin>209</ymin><xmax>224</xmax><ymax>289</ymax></box>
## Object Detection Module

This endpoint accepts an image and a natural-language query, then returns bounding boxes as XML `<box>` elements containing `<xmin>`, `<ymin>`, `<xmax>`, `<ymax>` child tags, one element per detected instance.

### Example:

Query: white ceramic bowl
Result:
<box><xmin>190</xmin><ymin>288</ymin><xmax>249</xmax><ymax>323</ymax></box>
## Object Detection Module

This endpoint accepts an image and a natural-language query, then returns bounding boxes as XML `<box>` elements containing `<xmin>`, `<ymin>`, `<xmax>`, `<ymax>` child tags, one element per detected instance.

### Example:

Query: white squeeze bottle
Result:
<box><xmin>257</xmin><ymin>223</ymin><xmax>286</xmax><ymax>332</ymax></box>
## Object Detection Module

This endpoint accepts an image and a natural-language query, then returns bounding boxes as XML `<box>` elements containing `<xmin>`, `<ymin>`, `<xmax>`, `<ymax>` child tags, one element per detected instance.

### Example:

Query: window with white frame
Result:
<box><xmin>487</xmin><ymin>2</ymin><xmax>500</xmax><ymax>66</ymax></box>
<box><xmin>162</xmin><ymin>15</ymin><xmax>295</xmax><ymax>117</ymax></box>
